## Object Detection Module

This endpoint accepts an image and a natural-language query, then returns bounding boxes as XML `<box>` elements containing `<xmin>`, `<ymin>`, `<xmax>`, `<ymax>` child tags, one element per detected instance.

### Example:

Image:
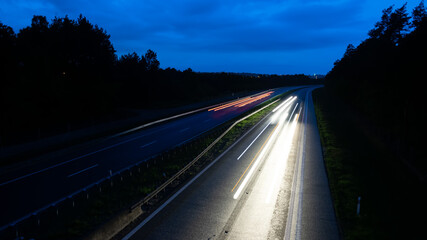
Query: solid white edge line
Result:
<box><xmin>296</xmin><ymin>91</ymin><xmax>310</xmax><ymax>240</ymax></box>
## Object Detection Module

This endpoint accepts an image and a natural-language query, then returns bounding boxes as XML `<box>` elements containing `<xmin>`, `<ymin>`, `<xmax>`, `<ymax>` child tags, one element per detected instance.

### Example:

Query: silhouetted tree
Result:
<box><xmin>145</xmin><ymin>49</ymin><xmax>160</xmax><ymax>71</ymax></box>
<box><xmin>325</xmin><ymin>2</ymin><xmax>427</xmax><ymax>201</ymax></box>
<box><xmin>0</xmin><ymin>13</ymin><xmax>316</xmax><ymax>146</ymax></box>
<box><xmin>343</xmin><ymin>44</ymin><xmax>355</xmax><ymax>58</ymax></box>
<box><xmin>368</xmin><ymin>6</ymin><xmax>394</xmax><ymax>39</ymax></box>
<box><xmin>412</xmin><ymin>0</ymin><xmax>427</xmax><ymax>28</ymax></box>
<box><xmin>368</xmin><ymin>4</ymin><xmax>410</xmax><ymax>44</ymax></box>
<box><xmin>0</xmin><ymin>22</ymin><xmax>16</xmax><ymax>86</ymax></box>
<box><xmin>0</xmin><ymin>15</ymin><xmax>120</xmax><ymax>144</ymax></box>
<box><xmin>118</xmin><ymin>52</ymin><xmax>142</xmax><ymax>75</ymax></box>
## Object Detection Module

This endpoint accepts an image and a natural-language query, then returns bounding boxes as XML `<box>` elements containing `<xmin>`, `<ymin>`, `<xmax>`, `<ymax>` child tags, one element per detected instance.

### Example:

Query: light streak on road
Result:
<box><xmin>209</xmin><ymin>98</ymin><xmax>251</xmax><ymax>111</ymax></box>
<box><xmin>272</xmin><ymin>96</ymin><xmax>296</xmax><ymax>113</ymax></box>
<box><xmin>235</xmin><ymin>92</ymin><xmax>273</xmax><ymax>107</ymax></box>
<box><xmin>232</xmin><ymin>100</ymin><xmax>296</xmax><ymax>200</ymax></box>
<box><xmin>208</xmin><ymin>91</ymin><xmax>273</xmax><ymax>112</ymax></box>
<box><xmin>236</xmin><ymin>96</ymin><xmax>297</xmax><ymax>161</ymax></box>
<box><xmin>271</xmin><ymin>96</ymin><xmax>296</xmax><ymax>124</ymax></box>
<box><xmin>231</xmin><ymin>123</ymin><xmax>278</xmax><ymax>194</ymax></box>
<box><xmin>265</xmin><ymin>105</ymin><xmax>301</xmax><ymax>204</ymax></box>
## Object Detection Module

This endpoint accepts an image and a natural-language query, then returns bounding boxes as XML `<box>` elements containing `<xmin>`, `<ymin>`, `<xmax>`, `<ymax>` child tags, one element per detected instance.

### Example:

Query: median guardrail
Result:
<box><xmin>130</xmin><ymin>99</ymin><xmax>279</xmax><ymax>211</ymax></box>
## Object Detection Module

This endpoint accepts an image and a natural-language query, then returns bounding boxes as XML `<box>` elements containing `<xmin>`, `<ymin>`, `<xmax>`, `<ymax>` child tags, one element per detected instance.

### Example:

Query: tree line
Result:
<box><xmin>0</xmin><ymin>15</ymin><xmax>316</xmax><ymax>145</ymax></box>
<box><xmin>325</xmin><ymin>1</ymin><xmax>427</xmax><ymax>173</ymax></box>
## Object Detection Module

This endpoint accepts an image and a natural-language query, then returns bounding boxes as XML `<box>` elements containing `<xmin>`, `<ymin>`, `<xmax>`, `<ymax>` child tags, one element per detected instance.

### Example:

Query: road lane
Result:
<box><xmin>299</xmin><ymin>90</ymin><xmax>340</xmax><ymax>240</ymax></box>
<box><xmin>0</xmin><ymin>87</ymin><xmax>300</xmax><ymax>228</ymax></box>
<box><xmin>123</xmin><ymin>87</ymin><xmax>339</xmax><ymax>240</ymax></box>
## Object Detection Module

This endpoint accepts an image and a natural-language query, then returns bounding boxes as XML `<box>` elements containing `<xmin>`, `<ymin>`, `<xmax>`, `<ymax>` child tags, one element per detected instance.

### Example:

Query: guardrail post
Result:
<box><xmin>357</xmin><ymin>196</ymin><xmax>361</xmax><ymax>216</ymax></box>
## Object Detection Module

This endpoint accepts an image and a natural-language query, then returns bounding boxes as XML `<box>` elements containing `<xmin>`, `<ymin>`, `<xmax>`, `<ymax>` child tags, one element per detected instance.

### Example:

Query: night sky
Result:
<box><xmin>0</xmin><ymin>0</ymin><xmax>417</xmax><ymax>74</ymax></box>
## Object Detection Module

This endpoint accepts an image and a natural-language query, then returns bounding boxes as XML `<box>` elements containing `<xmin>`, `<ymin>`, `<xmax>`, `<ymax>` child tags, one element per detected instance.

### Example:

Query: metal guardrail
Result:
<box><xmin>0</xmin><ymin>94</ymin><xmax>283</xmax><ymax>238</ymax></box>
<box><xmin>130</xmin><ymin>98</ymin><xmax>280</xmax><ymax>211</ymax></box>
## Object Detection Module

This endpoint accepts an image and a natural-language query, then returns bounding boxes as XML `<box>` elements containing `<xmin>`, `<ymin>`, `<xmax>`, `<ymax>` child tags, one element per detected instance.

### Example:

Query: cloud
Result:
<box><xmin>107</xmin><ymin>0</ymin><xmax>367</xmax><ymax>53</ymax></box>
<box><xmin>1</xmin><ymin>0</ymin><xmax>393</xmax><ymax>74</ymax></box>
<box><xmin>1</xmin><ymin>0</ymin><xmax>367</xmax><ymax>52</ymax></box>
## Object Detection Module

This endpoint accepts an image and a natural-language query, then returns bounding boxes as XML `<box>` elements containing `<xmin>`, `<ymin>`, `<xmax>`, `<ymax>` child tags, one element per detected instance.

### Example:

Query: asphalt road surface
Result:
<box><xmin>0</xmin><ymin>87</ymin><xmax>299</xmax><ymax>229</ymax></box>
<box><xmin>122</xmin><ymin>87</ymin><xmax>339</xmax><ymax>240</ymax></box>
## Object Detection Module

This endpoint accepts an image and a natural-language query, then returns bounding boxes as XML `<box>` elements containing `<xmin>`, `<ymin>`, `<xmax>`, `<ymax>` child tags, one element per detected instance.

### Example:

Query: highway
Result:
<box><xmin>122</xmin><ymin>87</ymin><xmax>339</xmax><ymax>240</ymax></box>
<box><xmin>0</xmin><ymin>87</ymin><xmax>299</xmax><ymax>229</ymax></box>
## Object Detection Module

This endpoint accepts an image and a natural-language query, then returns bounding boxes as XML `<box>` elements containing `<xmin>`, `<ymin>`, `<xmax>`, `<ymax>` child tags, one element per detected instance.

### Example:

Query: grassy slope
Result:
<box><xmin>312</xmin><ymin>87</ymin><xmax>426</xmax><ymax>240</ymax></box>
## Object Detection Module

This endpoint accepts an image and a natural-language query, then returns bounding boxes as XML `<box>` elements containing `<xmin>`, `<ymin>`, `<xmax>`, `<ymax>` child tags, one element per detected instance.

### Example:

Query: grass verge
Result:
<box><xmin>312</xmin><ymin>87</ymin><xmax>426</xmax><ymax>240</ymax></box>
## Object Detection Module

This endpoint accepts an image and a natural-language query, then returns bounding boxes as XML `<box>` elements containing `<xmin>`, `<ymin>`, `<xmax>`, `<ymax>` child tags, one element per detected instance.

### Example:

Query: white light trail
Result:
<box><xmin>272</xmin><ymin>96</ymin><xmax>295</xmax><ymax>113</ymax></box>
<box><xmin>271</xmin><ymin>97</ymin><xmax>296</xmax><ymax>124</ymax></box>
<box><xmin>233</xmin><ymin>100</ymin><xmax>296</xmax><ymax>200</ymax></box>
<box><xmin>265</xmin><ymin>105</ymin><xmax>301</xmax><ymax>203</ymax></box>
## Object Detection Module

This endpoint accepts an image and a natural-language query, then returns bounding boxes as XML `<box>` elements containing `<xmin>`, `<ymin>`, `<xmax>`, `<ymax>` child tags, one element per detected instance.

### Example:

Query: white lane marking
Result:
<box><xmin>121</xmin><ymin>95</ymin><xmax>284</xmax><ymax>240</ymax></box>
<box><xmin>233</xmin><ymin>99</ymin><xmax>298</xmax><ymax>199</ymax></box>
<box><xmin>0</xmin><ymin>125</ymin><xmax>177</xmax><ymax>186</ymax></box>
<box><xmin>0</xmin><ymin>89</ymin><xmax>291</xmax><ymax>187</ymax></box>
<box><xmin>233</xmin><ymin>122</ymin><xmax>282</xmax><ymax>200</ymax></box>
<box><xmin>140</xmin><ymin>140</ymin><xmax>157</xmax><ymax>149</ymax></box>
<box><xmin>179</xmin><ymin>127</ymin><xmax>190</xmax><ymax>133</ymax></box>
<box><xmin>0</xmin><ymin>135</ymin><xmax>146</xmax><ymax>187</ymax></box>
<box><xmin>67</xmin><ymin>164</ymin><xmax>99</xmax><ymax>178</ymax></box>
<box><xmin>237</xmin><ymin>122</ymin><xmax>270</xmax><ymax>160</ymax></box>
<box><xmin>121</xmin><ymin>127</ymin><xmax>249</xmax><ymax>240</ymax></box>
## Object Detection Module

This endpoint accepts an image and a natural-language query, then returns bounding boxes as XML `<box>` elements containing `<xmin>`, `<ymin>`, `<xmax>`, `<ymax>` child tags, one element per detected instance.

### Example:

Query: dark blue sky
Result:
<box><xmin>0</xmin><ymin>0</ymin><xmax>417</xmax><ymax>74</ymax></box>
